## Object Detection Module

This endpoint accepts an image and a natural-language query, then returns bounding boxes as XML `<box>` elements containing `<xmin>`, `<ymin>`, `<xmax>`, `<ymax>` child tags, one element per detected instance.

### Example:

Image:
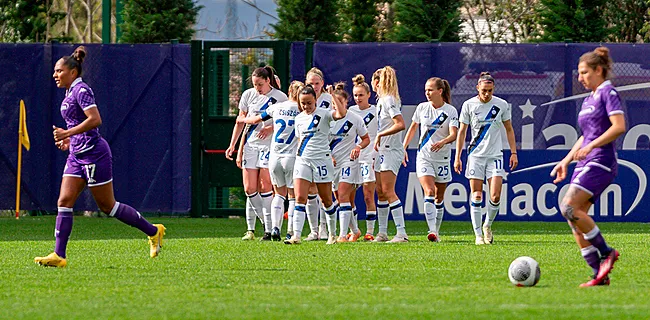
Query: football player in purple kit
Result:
<box><xmin>551</xmin><ymin>47</ymin><xmax>623</xmax><ymax>287</ymax></box>
<box><xmin>34</xmin><ymin>47</ymin><xmax>166</xmax><ymax>268</ymax></box>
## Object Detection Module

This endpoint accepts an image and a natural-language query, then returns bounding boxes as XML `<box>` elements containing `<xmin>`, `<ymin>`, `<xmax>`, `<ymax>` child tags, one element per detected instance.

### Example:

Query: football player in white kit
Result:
<box><xmin>402</xmin><ymin>77</ymin><xmax>458</xmax><ymax>242</ymax></box>
<box><xmin>348</xmin><ymin>74</ymin><xmax>379</xmax><ymax>241</ymax></box>
<box><xmin>454</xmin><ymin>72</ymin><xmax>518</xmax><ymax>245</ymax></box>
<box><xmin>304</xmin><ymin>67</ymin><xmax>334</xmax><ymax>241</ymax></box>
<box><xmin>225</xmin><ymin>67</ymin><xmax>288</xmax><ymax>241</ymax></box>
<box><xmin>285</xmin><ymin>85</ymin><xmax>345</xmax><ymax>245</ymax></box>
<box><xmin>328</xmin><ymin>83</ymin><xmax>370</xmax><ymax>243</ymax></box>
<box><xmin>237</xmin><ymin>81</ymin><xmax>304</xmax><ymax>241</ymax></box>
<box><xmin>372</xmin><ymin>66</ymin><xmax>408</xmax><ymax>243</ymax></box>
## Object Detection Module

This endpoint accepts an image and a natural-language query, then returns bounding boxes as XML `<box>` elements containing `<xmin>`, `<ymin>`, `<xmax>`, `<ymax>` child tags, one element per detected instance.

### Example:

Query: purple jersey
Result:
<box><xmin>60</xmin><ymin>78</ymin><xmax>100</xmax><ymax>154</ymax></box>
<box><xmin>578</xmin><ymin>80</ymin><xmax>624</xmax><ymax>168</ymax></box>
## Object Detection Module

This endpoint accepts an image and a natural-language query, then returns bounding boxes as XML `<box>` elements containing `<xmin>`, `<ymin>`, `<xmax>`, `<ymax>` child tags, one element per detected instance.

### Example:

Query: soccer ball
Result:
<box><xmin>508</xmin><ymin>256</ymin><xmax>540</xmax><ymax>287</ymax></box>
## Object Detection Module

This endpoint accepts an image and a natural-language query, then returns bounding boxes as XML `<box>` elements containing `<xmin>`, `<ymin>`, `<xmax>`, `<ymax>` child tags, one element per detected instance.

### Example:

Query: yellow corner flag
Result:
<box><xmin>19</xmin><ymin>100</ymin><xmax>30</xmax><ymax>151</ymax></box>
<box><xmin>16</xmin><ymin>100</ymin><xmax>30</xmax><ymax>219</ymax></box>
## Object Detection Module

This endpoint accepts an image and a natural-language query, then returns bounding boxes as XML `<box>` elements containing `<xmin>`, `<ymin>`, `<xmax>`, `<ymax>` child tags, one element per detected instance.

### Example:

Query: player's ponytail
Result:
<box><xmin>377</xmin><ymin>66</ymin><xmax>400</xmax><ymax>103</ymax></box>
<box><xmin>352</xmin><ymin>74</ymin><xmax>370</xmax><ymax>93</ymax></box>
<box><xmin>580</xmin><ymin>46</ymin><xmax>613</xmax><ymax>79</ymax></box>
<box><xmin>288</xmin><ymin>80</ymin><xmax>305</xmax><ymax>102</ymax></box>
<box><xmin>62</xmin><ymin>46</ymin><xmax>86</xmax><ymax>77</ymax></box>
<box><xmin>427</xmin><ymin>77</ymin><xmax>452</xmax><ymax>104</ymax></box>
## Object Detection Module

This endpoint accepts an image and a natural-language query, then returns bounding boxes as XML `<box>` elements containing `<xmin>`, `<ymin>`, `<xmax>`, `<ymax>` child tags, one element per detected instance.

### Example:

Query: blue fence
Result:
<box><xmin>1</xmin><ymin>42</ymin><xmax>649</xmax><ymax>221</ymax></box>
<box><xmin>0</xmin><ymin>44</ymin><xmax>191</xmax><ymax>213</ymax></box>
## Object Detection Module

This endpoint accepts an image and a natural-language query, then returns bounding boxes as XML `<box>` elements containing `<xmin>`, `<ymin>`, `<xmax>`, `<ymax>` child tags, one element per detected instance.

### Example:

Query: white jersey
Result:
<box><xmin>261</xmin><ymin>100</ymin><xmax>300</xmax><ymax>156</ymax></box>
<box><xmin>377</xmin><ymin>95</ymin><xmax>403</xmax><ymax>151</ymax></box>
<box><xmin>348</xmin><ymin>104</ymin><xmax>378</xmax><ymax>160</ymax></box>
<box><xmin>239</xmin><ymin>88</ymin><xmax>288</xmax><ymax>148</ymax></box>
<box><xmin>329</xmin><ymin>111</ymin><xmax>368</xmax><ymax>163</ymax></box>
<box><xmin>317</xmin><ymin>92</ymin><xmax>333</xmax><ymax>109</ymax></box>
<box><xmin>295</xmin><ymin>107</ymin><xmax>335</xmax><ymax>160</ymax></box>
<box><xmin>412</xmin><ymin>102</ymin><xmax>459</xmax><ymax>161</ymax></box>
<box><xmin>459</xmin><ymin>95</ymin><xmax>511</xmax><ymax>157</ymax></box>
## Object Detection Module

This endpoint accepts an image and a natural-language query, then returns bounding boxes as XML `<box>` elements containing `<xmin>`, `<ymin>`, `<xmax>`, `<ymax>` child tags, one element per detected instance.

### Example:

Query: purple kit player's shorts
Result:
<box><xmin>570</xmin><ymin>159</ymin><xmax>617</xmax><ymax>202</ymax></box>
<box><xmin>63</xmin><ymin>138</ymin><xmax>113</xmax><ymax>187</ymax></box>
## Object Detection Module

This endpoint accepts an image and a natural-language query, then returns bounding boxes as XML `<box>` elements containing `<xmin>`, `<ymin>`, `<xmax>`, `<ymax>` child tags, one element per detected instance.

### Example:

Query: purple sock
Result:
<box><xmin>581</xmin><ymin>246</ymin><xmax>601</xmax><ymax>276</ymax></box>
<box><xmin>584</xmin><ymin>227</ymin><xmax>612</xmax><ymax>257</ymax></box>
<box><xmin>54</xmin><ymin>208</ymin><xmax>74</xmax><ymax>258</ymax></box>
<box><xmin>110</xmin><ymin>202</ymin><xmax>158</xmax><ymax>236</ymax></box>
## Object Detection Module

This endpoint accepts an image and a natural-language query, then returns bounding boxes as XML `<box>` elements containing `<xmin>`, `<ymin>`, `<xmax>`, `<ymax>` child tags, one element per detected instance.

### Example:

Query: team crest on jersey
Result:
<box><xmin>363</xmin><ymin>113</ymin><xmax>375</xmax><ymax>126</ymax></box>
<box><xmin>320</xmin><ymin>101</ymin><xmax>330</xmax><ymax>108</ymax></box>
<box><xmin>61</xmin><ymin>102</ymin><xmax>70</xmax><ymax>111</ymax></box>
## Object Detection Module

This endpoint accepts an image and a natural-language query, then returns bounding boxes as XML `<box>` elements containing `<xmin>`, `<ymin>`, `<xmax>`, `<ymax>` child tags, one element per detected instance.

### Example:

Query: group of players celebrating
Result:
<box><xmin>36</xmin><ymin>45</ymin><xmax>621</xmax><ymax>287</ymax></box>
<box><xmin>225</xmin><ymin>64</ymin><xmax>518</xmax><ymax>246</ymax></box>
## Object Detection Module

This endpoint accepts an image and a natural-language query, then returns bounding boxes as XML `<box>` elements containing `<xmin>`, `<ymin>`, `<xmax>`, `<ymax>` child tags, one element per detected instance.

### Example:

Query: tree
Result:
<box><xmin>119</xmin><ymin>0</ymin><xmax>202</xmax><ymax>43</ymax></box>
<box><xmin>386</xmin><ymin>0</ymin><xmax>462</xmax><ymax>42</ymax></box>
<box><xmin>604</xmin><ymin>0</ymin><xmax>650</xmax><ymax>43</ymax></box>
<box><xmin>339</xmin><ymin>0</ymin><xmax>379</xmax><ymax>42</ymax></box>
<box><xmin>462</xmin><ymin>0</ymin><xmax>541</xmax><ymax>43</ymax></box>
<box><xmin>0</xmin><ymin>0</ymin><xmax>65</xmax><ymax>42</ymax></box>
<box><xmin>272</xmin><ymin>0</ymin><xmax>340</xmax><ymax>41</ymax></box>
<box><xmin>537</xmin><ymin>0</ymin><xmax>609</xmax><ymax>42</ymax></box>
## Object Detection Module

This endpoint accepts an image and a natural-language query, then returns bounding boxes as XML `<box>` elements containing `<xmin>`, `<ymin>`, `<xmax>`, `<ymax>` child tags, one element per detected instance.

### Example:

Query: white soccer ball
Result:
<box><xmin>508</xmin><ymin>256</ymin><xmax>540</xmax><ymax>287</ymax></box>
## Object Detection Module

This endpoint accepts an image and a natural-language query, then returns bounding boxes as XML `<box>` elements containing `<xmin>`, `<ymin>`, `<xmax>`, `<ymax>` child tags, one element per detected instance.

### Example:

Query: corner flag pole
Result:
<box><xmin>16</xmin><ymin>101</ymin><xmax>24</xmax><ymax>219</ymax></box>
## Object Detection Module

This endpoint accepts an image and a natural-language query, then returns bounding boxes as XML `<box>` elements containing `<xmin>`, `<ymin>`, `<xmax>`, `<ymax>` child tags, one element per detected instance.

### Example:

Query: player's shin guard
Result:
<box><xmin>324</xmin><ymin>202</ymin><xmax>339</xmax><ymax>237</ymax></box>
<box><xmin>306</xmin><ymin>194</ymin><xmax>319</xmax><ymax>234</ymax></box>
<box><xmin>424</xmin><ymin>196</ymin><xmax>436</xmax><ymax>233</ymax></box>
<box><xmin>485</xmin><ymin>200</ymin><xmax>499</xmax><ymax>227</ymax></box>
<box><xmin>293</xmin><ymin>204</ymin><xmax>306</xmax><ymax>238</ymax></box>
<box><xmin>390</xmin><ymin>200</ymin><xmax>406</xmax><ymax>236</ymax></box>
<box><xmin>581</xmin><ymin>245</ymin><xmax>601</xmax><ymax>276</ymax></box>
<box><xmin>54</xmin><ymin>207</ymin><xmax>74</xmax><ymax>258</ymax></box>
<box><xmin>339</xmin><ymin>203</ymin><xmax>352</xmax><ymax>238</ymax></box>
<box><xmin>434</xmin><ymin>201</ymin><xmax>444</xmax><ymax>234</ymax></box>
<box><xmin>246</xmin><ymin>192</ymin><xmax>265</xmax><ymax>226</ymax></box>
<box><xmin>377</xmin><ymin>201</ymin><xmax>389</xmax><ymax>235</ymax></box>
<box><xmin>261</xmin><ymin>192</ymin><xmax>273</xmax><ymax>233</ymax></box>
<box><xmin>366</xmin><ymin>211</ymin><xmax>377</xmax><ymax>234</ymax></box>
<box><xmin>245</xmin><ymin>198</ymin><xmax>256</xmax><ymax>231</ymax></box>
<box><xmin>583</xmin><ymin>226</ymin><xmax>612</xmax><ymax>256</ymax></box>
<box><xmin>470</xmin><ymin>200</ymin><xmax>483</xmax><ymax>237</ymax></box>
<box><xmin>271</xmin><ymin>195</ymin><xmax>286</xmax><ymax>230</ymax></box>
<box><xmin>110</xmin><ymin>202</ymin><xmax>158</xmax><ymax>236</ymax></box>
<box><xmin>287</xmin><ymin>198</ymin><xmax>295</xmax><ymax>234</ymax></box>
<box><xmin>349</xmin><ymin>207</ymin><xmax>360</xmax><ymax>233</ymax></box>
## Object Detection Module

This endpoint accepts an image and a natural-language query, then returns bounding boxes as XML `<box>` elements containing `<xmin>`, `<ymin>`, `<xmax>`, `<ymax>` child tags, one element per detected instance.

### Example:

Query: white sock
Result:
<box><xmin>485</xmin><ymin>200</ymin><xmax>499</xmax><ymax>227</ymax></box>
<box><xmin>470</xmin><ymin>200</ymin><xmax>483</xmax><ymax>237</ymax></box>
<box><xmin>293</xmin><ymin>204</ymin><xmax>306</xmax><ymax>238</ymax></box>
<box><xmin>366</xmin><ymin>211</ymin><xmax>376</xmax><ymax>234</ymax></box>
<box><xmin>323</xmin><ymin>202</ymin><xmax>339</xmax><ymax>237</ymax></box>
<box><xmin>339</xmin><ymin>203</ymin><xmax>352</xmax><ymax>238</ymax></box>
<box><xmin>319</xmin><ymin>199</ymin><xmax>327</xmax><ymax>230</ymax></box>
<box><xmin>306</xmin><ymin>194</ymin><xmax>319</xmax><ymax>233</ymax></box>
<box><xmin>434</xmin><ymin>201</ymin><xmax>444</xmax><ymax>234</ymax></box>
<box><xmin>424</xmin><ymin>196</ymin><xmax>436</xmax><ymax>233</ymax></box>
<box><xmin>271</xmin><ymin>195</ymin><xmax>285</xmax><ymax>230</ymax></box>
<box><xmin>246</xmin><ymin>192</ymin><xmax>264</xmax><ymax>228</ymax></box>
<box><xmin>349</xmin><ymin>207</ymin><xmax>360</xmax><ymax>234</ymax></box>
<box><xmin>261</xmin><ymin>192</ymin><xmax>273</xmax><ymax>233</ymax></box>
<box><xmin>245</xmin><ymin>198</ymin><xmax>256</xmax><ymax>231</ymax></box>
<box><xmin>287</xmin><ymin>199</ymin><xmax>295</xmax><ymax>234</ymax></box>
<box><xmin>390</xmin><ymin>200</ymin><xmax>406</xmax><ymax>236</ymax></box>
<box><xmin>377</xmin><ymin>201</ymin><xmax>389</xmax><ymax>234</ymax></box>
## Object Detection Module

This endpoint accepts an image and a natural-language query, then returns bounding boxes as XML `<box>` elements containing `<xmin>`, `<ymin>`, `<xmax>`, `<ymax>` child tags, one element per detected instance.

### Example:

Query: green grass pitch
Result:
<box><xmin>1</xmin><ymin>216</ymin><xmax>648</xmax><ymax>319</ymax></box>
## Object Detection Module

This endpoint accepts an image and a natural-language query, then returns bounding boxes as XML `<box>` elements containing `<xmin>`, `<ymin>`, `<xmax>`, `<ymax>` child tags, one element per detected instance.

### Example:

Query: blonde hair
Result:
<box><xmin>352</xmin><ymin>74</ymin><xmax>370</xmax><ymax>93</ymax></box>
<box><xmin>288</xmin><ymin>80</ymin><xmax>305</xmax><ymax>102</ymax></box>
<box><xmin>376</xmin><ymin>66</ymin><xmax>400</xmax><ymax>102</ymax></box>
<box><xmin>306</xmin><ymin>67</ymin><xmax>326</xmax><ymax>93</ymax></box>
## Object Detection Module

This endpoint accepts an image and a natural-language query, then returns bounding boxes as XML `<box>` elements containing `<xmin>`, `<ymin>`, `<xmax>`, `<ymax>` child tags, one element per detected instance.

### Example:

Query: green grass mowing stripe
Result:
<box><xmin>0</xmin><ymin>217</ymin><xmax>648</xmax><ymax>319</ymax></box>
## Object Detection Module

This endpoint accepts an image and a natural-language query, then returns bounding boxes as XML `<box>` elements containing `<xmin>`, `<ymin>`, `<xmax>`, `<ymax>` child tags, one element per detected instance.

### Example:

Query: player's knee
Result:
<box><xmin>363</xmin><ymin>192</ymin><xmax>374</xmax><ymax>204</ymax></box>
<box><xmin>490</xmin><ymin>195</ymin><xmax>500</xmax><ymax>204</ymax></box>
<box><xmin>560</xmin><ymin>203</ymin><xmax>578</xmax><ymax>222</ymax></box>
<box><xmin>96</xmin><ymin>201</ymin><xmax>115</xmax><ymax>214</ymax></box>
<box><xmin>57</xmin><ymin>195</ymin><xmax>75</xmax><ymax>208</ymax></box>
<box><xmin>243</xmin><ymin>186</ymin><xmax>258</xmax><ymax>195</ymax></box>
<box><xmin>472</xmin><ymin>191</ymin><xmax>482</xmax><ymax>202</ymax></box>
<box><xmin>423</xmin><ymin>186</ymin><xmax>435</xmax><ymax>197</ymax></box>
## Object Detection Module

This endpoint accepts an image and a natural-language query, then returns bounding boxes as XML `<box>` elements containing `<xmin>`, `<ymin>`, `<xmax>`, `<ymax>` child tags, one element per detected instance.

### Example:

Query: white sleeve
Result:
<box><xmin>459</xmin><ymin>102</ymin><xmax>470</xmax><ymax>125</ymax></box>
<box><xmin>356</xmin><ymin>116</ymin><xmax>368</xmax><ymax>137</ymax></box>
<box><xmin>385</xmin><ymin>96</ymin><xmax>402</xmax><ymax>119</ymax></box>
<box><xmin>501</xmin><ymin>101</ymin><xmax>512</xmax><ymax>122</ymax></box>
<box><xmin>411</xmin><ymin>104</ymin><xmax>421</xmax><ymax>124</ymax></box>
<box><xmin>239</xmin><ymin>90</ymin><xmax>251</xmax><ymax>113</ymax></box>
<box><xmin>449</xmin><ymin>106</ymin><xmax>460</xmax><ymax>128</ymax></box>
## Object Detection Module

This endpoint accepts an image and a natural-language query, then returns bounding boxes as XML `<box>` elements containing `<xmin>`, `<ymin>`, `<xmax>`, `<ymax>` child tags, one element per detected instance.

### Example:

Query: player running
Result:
<box><xmin>402</xmin><ymin>77</ymin><xmax>458</xmax><ymax>242</ymax></box>
<box><xmin>35</xmin><ymin>46</ymin><xmax>165</xmax><ymax>268</ymax></box>
<box><xmin>226</xmin><ymin>66</ymin><xmax>288</xmax><ymax>241</ymax></box>
<box><xmin>372</xmin><ymin>66</ymin><xmax>408</xmax><ymax>243</ymax></box>
<box><xmin>551</xmin><ymin>47</ymin><xmax>622</xmax><ymax>287</ymax></box>
<box><xmin>348</xmin><ymin>74</ymin><xmax>379</xmax><ymax>241</ymax></box>
<box><xmin>454</xmin><ymin>72</ymin><xmax>518</xmax><ymax>245</ymax></box>
<box><xmin>237</xmin><ymin>81</ymin><xmax>304</xmax><ymax>241</ymax></box>
<box><xmin>328</xmin><ymin>83</ymin><xmax>370</xmax><ymax>243</ymax></box>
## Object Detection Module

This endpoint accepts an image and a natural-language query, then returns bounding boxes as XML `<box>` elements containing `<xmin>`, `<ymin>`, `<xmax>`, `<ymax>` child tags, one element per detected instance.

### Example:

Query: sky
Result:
<box><xmin>194</xmin><ymin>0</ymin><xmax>279</xmax><ymax>40</ymax></box>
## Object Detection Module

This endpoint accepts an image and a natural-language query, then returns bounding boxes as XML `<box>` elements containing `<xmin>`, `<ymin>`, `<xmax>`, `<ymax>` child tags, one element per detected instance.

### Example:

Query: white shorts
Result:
<box><xmin>466</xmin><ymin>154</ymin><xmax>505</xmax><ymax>180</ymax></box>
<box><xmin>357</xmin><ymin>159</ymin><xmax>376</xmax><ymax>184</ymax></box>
<box><xmin>293</xmin><ymin>156</ymin><xmax>335</xmax><ymax>183</ymax></box>
<box><xmin>242</xmin><ymin>144</ymin><xmax>270</xmax><ymax>169</ymax></box>
<box><xmin>269</xmin><ymin>154</ymin><xmax>295</xmax><ymax>188</ymax></box>
<box><xmin>374</xmin><ymin>148</ymin><xmax>404</xmax><ymax>176</ymax></box>
<box><xmin>332</xmin><ymin>160</ymin><xmax>360</xmax><ymax>191</ymax></box>
<box><xmin>416</xmin><ymin>154</ymin><xmax>452</xmax><ymax>183</ymax></box>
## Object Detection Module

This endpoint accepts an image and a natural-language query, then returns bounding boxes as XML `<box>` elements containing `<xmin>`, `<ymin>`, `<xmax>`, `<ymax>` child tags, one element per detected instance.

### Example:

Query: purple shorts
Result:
<box><xmin>570</xmin><ymin>160</ymin><xmax>617</xmax><ymax>202</ymax></box>
<box><xmin>63</xmin><ymin>138</ymin><xmax>113</xmax><ymax>187</ymax></box>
